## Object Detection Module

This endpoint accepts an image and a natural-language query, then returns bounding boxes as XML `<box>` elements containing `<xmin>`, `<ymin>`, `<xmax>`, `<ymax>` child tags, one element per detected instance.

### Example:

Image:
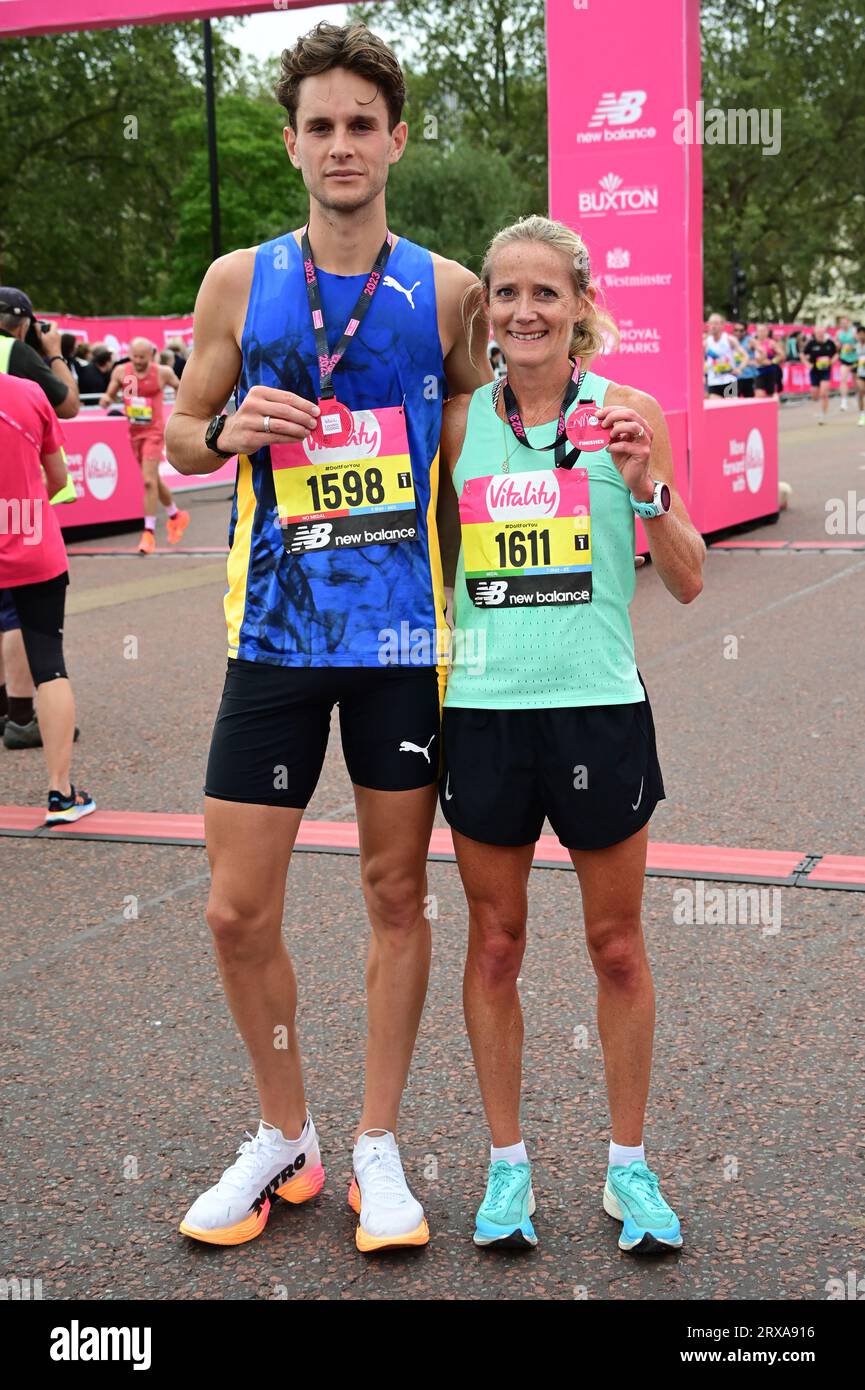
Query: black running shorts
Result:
<box><xmin>2</xmin><ymin>572</ymin><xmax>69</xmax><ymax>685</ymax></box>
<box><xmin>439</xmin><ymin>678</ymin><xmax>665</xmax><ymax>851</ymax></box>
<box><xmin>205</xmin><ymin>660</ymin><xmax>442</xmax><ymax>807</ymax></box>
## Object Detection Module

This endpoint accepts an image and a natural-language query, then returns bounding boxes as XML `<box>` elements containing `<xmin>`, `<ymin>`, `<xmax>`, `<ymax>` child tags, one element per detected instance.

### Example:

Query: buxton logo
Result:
<box><xmin>578</xmin><ymin>172</ymin><xmax>659</xmax><ymax>217</ymax></box>
<box><xmin>84</xmin><ymin>442</ymin><xmax>118</xmax><ymax>501</ymax></box>
<box><xmin>302</xmin><ymin>410</ymin><xmax>382</xmax><ymax>465</ymax></box>
<box><xmin>485</xmin><ymin>474</ymin><xmax>559</xmax><ymax>521</ymax></box>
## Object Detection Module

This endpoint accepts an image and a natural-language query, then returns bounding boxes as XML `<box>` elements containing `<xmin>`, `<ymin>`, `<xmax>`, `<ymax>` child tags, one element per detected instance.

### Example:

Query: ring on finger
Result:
<box><xmin>262</xmin><ymin>415</ymin><xmax>271</xmax><ymax>433</ymax></box>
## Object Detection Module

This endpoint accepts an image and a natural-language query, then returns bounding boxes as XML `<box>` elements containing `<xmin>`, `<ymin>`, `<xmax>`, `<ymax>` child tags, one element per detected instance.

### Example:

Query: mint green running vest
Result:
<box><xmin>445</xmin><ymin>371</ymin><xmax>644</xmax><ymax>709</ymax></box>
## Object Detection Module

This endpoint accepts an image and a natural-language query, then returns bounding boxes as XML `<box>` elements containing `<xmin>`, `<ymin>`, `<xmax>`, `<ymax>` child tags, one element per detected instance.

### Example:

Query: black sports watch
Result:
<box><xmin>205</xmin><ymin>413</ymin><xmax>233</xmax><ymax>458</ymax></box>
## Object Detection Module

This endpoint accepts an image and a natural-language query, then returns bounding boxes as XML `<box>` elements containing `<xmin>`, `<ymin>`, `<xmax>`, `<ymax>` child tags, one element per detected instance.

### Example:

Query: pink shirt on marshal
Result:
<box><xmin>0</xmin><ymin>373</ymin><xmax>68</xmax><ymax>587</ymax></box>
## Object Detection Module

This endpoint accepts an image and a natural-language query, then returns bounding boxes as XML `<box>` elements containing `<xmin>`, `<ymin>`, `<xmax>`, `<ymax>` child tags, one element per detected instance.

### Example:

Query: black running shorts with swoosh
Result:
<box><xmin>439</xmin><ymin>676</ymin><xmax>665</xmax><ymax>851</ymax></box>
<box><xmin>205</xmin><ymin>660</ymin><xmax>442</xmax><ymax>807</ymax></box>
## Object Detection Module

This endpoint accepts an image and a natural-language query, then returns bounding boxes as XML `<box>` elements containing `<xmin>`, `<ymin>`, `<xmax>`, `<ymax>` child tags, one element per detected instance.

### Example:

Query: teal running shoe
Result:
<box><xmin>603</xmin><ymin>1160</ymin><xmax>682</xmax><ymax>1253</ymax></box>
<box><xmin>473</xmin><ymin>1160</ymin><xmax>537</xmax><ymax>1248</ymax></box>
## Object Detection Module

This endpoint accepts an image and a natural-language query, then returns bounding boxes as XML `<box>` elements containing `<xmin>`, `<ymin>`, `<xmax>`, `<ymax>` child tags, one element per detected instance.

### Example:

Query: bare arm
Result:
<box><xmin>41</xmin><ymin>324</ymin><xmax>80</xmax><ymax>418</ymax></box>
<box><xmin>159</xmin><ymin>365</ymin><xmax>181</xmax><ymax>393</ymax></box>
<box><xmin>165</xmin><ymin>250</ymin><xmax>320</xmax><ymax>475</ymax></box>
<box><xmin>433</xmin><ymin>257</ymin><xmax>494</xmax><ymax>397</ymax></box>
<box><xmin>99</xmin><ymin>366</ymin><xmax>123</xmax><ymax>409</ymax></box>
<box><xmin>599</xmin><ymin>386</ymin><xmax>705</xmax><ymax>604</ymax></box>
<box><xmin>436</xmin><ymin>393</ymin><xmax>471</xmax><ymax>590</ymax></box>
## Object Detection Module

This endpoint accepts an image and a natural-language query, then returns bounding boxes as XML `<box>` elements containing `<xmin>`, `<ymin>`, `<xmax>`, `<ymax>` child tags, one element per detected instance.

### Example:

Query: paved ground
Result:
<box><xmin>1</xmin><ymin>397</ymin><xmax>863</xmax><ymax>1300</ymax></box>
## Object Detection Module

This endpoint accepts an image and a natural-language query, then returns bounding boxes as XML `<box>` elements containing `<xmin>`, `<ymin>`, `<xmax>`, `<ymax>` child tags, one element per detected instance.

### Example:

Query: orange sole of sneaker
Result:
<box><xmin>179</xmin><ymin>1163</ymin><xmax>326</xmax><ymax>1246</ymax></box>
<box><xmin>347</xmin><ymin>1178</ymin><xmax>430</xmax><ymax>1252</ymax></box>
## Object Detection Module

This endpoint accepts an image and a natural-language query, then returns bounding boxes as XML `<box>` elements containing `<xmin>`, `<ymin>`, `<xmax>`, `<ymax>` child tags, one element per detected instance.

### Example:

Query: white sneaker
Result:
<box><xmin>349</xmin><ymin>1130</ymin><xmax>429</xmax><ymax>1252</ymax></box>
<box><xmin>817</xmin><ymin>416</ymin><xmax>825</xmax><ymax>424</ymax></box>
<box><xmin>840</xmin><ymin>399</ymin><xmax>848</xmax><ymax>411</ymax></box>
<box><xmin>180</xmin><ymin>1115</ymin><xmax>324</xmax><ymax>1245</ymax></box>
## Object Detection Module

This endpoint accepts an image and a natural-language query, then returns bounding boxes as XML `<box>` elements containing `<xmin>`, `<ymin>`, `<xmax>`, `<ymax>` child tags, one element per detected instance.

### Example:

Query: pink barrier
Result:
<box><xmin>55</xmin><ymin>408</ymin><xmax>236</xmax><ymax>530</ymax></box>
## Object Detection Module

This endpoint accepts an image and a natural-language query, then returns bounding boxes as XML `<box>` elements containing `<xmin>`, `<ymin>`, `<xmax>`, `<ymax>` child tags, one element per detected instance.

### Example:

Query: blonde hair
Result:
<box><xmin>461</xmin><ymin>214</ymin><xmax>618</xmax><ymax>369</ymax></box>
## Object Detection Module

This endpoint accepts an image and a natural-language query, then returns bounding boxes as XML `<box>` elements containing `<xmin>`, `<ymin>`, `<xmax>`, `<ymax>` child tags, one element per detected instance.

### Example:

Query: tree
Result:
<box><xmin>701</xmin><ymin>0</ymin><xmax>865</xmax><ymax>319</ymax></box>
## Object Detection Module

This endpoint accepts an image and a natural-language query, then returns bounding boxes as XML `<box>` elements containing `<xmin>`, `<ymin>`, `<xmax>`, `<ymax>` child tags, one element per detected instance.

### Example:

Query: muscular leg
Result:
<box><xmin>157</xmin><ymin>473</ymin><xmax>173</xmax><ymax>508</ymax></box>
<box><xmin>455</xmin><ymin>832</ymin><xmax>535</xmax><ymax>1147</ymax></box>
<box><xmin>353</xmin><ymin>783</ymin><xmax>437</xmax><ymax>1140</ymax></box>
<box><xmin>35</xmin><ymin>676</ymin><xmax>75</xmax><ymax>794</ymax></box>
<box><xmin>569</xmin><ymin>824</ymin><xmax>655</xmax><ymax>1146</ymax></box>
<box><xmin>204</xmin><ymin>797</ymin><xmax>308</xmax><ymax>1138</ymax></box>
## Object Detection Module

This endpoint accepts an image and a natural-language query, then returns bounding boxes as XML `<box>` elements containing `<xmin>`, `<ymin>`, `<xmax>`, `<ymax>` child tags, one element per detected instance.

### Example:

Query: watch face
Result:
<box><xmin>660</xmin><ymin>483</ymin><xmax>671</xmax><ymax>512</ymax></box>
<box><xmin>206</xmin><ymin>415</ymin><xmax>223</xmax><ymax>447</ymax></box>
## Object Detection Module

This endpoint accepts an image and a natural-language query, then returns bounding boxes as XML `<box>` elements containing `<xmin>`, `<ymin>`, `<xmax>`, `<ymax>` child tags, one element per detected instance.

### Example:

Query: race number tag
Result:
<box><xmin>816</xmin><ymin>356</ymin><xmax>830</xmax><ymax>369</ymax></box>
<box><xmin>459</xmin><ymin>468</ymin><xmax>592</xmax><ymax>608</ymax></box>
<box><xmin>126</xmin><ymin>395</ymin><xmax>153</xmax><ymax>424</ymax></box>
<box><xmin>271</xmin><ymin>405</ymin><xmax>417</xmax><ymax>554</ymax></box>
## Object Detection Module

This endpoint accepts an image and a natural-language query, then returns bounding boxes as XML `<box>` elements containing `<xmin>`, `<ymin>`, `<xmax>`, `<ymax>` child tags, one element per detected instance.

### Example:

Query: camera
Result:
<box><xmin>24</xmin><ymin>318</ymin><xmax>52</xmax><ymax>355</ymax></box>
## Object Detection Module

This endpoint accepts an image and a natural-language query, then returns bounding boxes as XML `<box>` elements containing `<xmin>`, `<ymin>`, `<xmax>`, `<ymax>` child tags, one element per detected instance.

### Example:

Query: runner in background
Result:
<box><xmin>855</xmin><ymin>323</ymin><xmax>865</xmax><ymax>426</ymax></box>
<box><xmin>753</xmin><ymin>324</ymin><xmax>781</xmax><ymax>397</ymax></box>
<box><xmin>100</xmin><ymin>337</ymin><xmax>188</xmax><ymax>553</ymax></box>
<box><xmin>703</xmin><ymin>314</ymin><xmax>741</xmax><ymax>397</ymax></box>
<box><xmin>836</xmin><ymin>315</ymin><xmax>858</xmax><ymax>412</ymax></box>
<box><xmin>735</xmin><ymin>323</ymin><xmax>758</xmax><ymax>398</ymax></box>
<box><xmin>802</xmin><ymin>326</ymin><xmax>837</xmax><ymax>423</ymax></box>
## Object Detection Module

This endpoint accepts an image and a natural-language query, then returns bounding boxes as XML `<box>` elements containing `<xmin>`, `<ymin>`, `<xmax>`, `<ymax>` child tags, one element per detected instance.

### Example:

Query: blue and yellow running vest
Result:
<box><xmin>225</xmin><ymin>232</ymin><xmax>448</xmax><ymax>667</ymax></box>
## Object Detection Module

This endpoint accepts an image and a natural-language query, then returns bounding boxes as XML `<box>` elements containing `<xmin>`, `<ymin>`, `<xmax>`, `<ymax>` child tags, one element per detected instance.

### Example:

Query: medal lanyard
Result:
<box><xmin>301</xmin><ymin>225</ymin><xmax>393</xmax><ymax>400</ymax></box>
<box><xmin>500</xmin><ymin>357</ymin><xmax>587</xmax><ymax>469</ymax></box>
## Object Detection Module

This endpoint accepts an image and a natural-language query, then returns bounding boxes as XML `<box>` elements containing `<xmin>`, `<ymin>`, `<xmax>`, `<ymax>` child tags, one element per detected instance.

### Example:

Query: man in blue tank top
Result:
<box><xmin>166</xmin><ymin>22</ymin><xmax>490</xmax><ymax>1254</ymax></box>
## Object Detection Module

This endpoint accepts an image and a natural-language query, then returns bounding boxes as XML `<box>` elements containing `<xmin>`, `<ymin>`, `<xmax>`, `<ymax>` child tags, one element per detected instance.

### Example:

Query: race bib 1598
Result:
<box><xmin>271</xmin><ymin>405</ymin><xmax>417</xmax><ymax>554</ymax></box>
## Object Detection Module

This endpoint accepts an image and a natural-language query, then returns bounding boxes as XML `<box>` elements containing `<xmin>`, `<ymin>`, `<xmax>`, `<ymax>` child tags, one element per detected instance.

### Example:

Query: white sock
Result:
<box><xmin>167</xmin><ymin>502</ymin><xmax>178</xmax><ymax>518</ymax></box>
<box><xmin>609</xmin><ymin>1140</ymin><xmax>645</xmax><ymax>1168</ymax></box>
<box><xmin>144</xmin><ymin>516</ymin><xmax>156</xmax><ymax>530</ymax></box>
<box><xmin>491</xmin><ymin>1139</ymin><xmax>528</xmax><ymax>1166</ymax></box>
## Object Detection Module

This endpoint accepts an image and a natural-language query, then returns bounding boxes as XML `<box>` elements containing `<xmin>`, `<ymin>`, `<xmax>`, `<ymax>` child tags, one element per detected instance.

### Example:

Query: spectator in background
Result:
<box><xmin>60</xmin><ymin>332</ymin><xmax>80</xmax><ymax>383</ymax></box>
<box><xmin>0</xmin><ymin>286</ymin><xmax>80</xmax><ymax>419</ymax></box>
<box><xmin>735</xmin><ymin>324</ymin><xmax>758</xmax><ymax>398</ymax></box>
<box><xmin>0</xmin><ymin>372</ymin><xmax>95</xmax><ymax>823</ymax></box>
<box><xmin>76</xmin><ymin>344</ymin><xmax>115</xmax><ymax>399</ymax></box>
<box><xmin>165</xmin><ymin>336</ymin><xmax>188</xmax><ymax>379</ymax></box>
<box><xmin>75</xmin><ymin>342</ymin><xmax>93</xmax><ymax>366</ymax></box>
<box><xmin>767</xmin><ymin>328</ymin><xmax>786</xmax><ymax>397</ymax></box>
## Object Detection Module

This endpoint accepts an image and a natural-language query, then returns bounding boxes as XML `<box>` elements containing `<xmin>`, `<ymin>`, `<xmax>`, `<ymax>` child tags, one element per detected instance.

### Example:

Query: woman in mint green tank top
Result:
<box><xmin>436</xmin><ymin>215</ymin><xmax>706</xmax><ymax>1253</ymax></box>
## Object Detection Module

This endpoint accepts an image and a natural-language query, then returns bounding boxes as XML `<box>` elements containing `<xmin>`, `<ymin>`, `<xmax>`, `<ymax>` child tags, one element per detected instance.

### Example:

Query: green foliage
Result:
<box><xmin>702</xmin><ymin>0</ymin><xmax>865</xmax><ymax>319</ymax></box>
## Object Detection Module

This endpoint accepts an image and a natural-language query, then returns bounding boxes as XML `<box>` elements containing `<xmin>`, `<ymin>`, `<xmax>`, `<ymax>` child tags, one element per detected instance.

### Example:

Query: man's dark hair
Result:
<box><xmin>275</xmin><ymin>22</ymin><xmax>406</xmax><ymax>133</ymax></box>
<box><xmin>93</xmin><ymin>347</ymin><xmax>113</xmax><ymax>367</ymax></box>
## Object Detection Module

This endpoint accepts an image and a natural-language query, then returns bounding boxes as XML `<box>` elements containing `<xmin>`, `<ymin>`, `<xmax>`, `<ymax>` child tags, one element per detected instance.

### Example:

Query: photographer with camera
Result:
<box><xmin>0</xmin><ymin>287</ymin><xmax>80</xmax><ymax>419</ymax></box>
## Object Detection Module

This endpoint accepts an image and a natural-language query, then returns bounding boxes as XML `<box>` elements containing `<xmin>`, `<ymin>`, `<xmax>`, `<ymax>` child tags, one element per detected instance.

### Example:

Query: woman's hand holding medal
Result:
<box><xmin>595</xmin><ymin>404</ymin><xmax>654</xmax><ymax>499</ymax></box>
<box><xmin>220</xmin><ymin>384</ymin><xmax>320</xmax><ymax>455</ymax></box>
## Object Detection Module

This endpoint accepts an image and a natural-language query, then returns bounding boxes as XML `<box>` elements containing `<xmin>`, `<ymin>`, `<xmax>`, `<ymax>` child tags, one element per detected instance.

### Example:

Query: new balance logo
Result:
<box><xmin>383</xmin><ymin>275</ymin><xmax>421</xmax><ymax>309</ymax></box>
<box><xmin>474</xmin><ymin>580</ymin><xmax>508</xmax><ymax>605</ymax></box>
<box><xmin>288</xmin><ymin>522</ymin><xmax>332</xmax><ymax>551</ymax></box>
<box><xmin>399</xmin><ymin>734</ymin><xmax>436</xmax><ymax>763</ymax></box>
<box><xmin>589</xmin><ymin>91</ymin><xmax>647</xmax><ymax>127</ymax></box>
<box><xmin>250</xmin><ymin>1151</ymin><xmax>307</xmax><ymax>1215</ymax></box>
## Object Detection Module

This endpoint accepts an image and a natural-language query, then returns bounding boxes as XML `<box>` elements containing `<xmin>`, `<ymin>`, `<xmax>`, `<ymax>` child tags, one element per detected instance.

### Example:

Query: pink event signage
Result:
<box><xmin>43</xmin><ymin>314</ymin><xmax>194</xmax><ymax>359</ymax></box>
<box><xmin>546</xmin><ymin>0</ymin><xmax>704</xmax><ymax>418</ymax></box>
<box><xmin>55</xmin><ymin>411</ymin><xmax>236</xmax><ymax>529</ymax></box>
<box><xmin>0</xmin><ymin>2</ymin><xmax>331</xmax><ymax>40</ymax></box>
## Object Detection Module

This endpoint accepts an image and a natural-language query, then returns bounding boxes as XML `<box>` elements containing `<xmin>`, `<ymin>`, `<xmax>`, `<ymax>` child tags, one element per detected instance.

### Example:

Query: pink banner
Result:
<box><xmin>43</xmin><ymin>314</ymin><xmax>194</xmax><ymax>360</ymax></box>
<box><xmin>54</xmin><ymin>410</ymin><xmax>236</xmax><ymax>529</ymax></box>
<box><xmin>547</xmin><ymin>0</ymin><xmax>703</xmax><ymax>419</ymax></box>
<box><xmin>689</xmin><ymin>399</ymin><xmax>779</xmax><ymax>535</ymax></box>
<box><xmin>0</xmin><ymin>1</ymin><xmax>331</xmax><ymax>39</ymax></box>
